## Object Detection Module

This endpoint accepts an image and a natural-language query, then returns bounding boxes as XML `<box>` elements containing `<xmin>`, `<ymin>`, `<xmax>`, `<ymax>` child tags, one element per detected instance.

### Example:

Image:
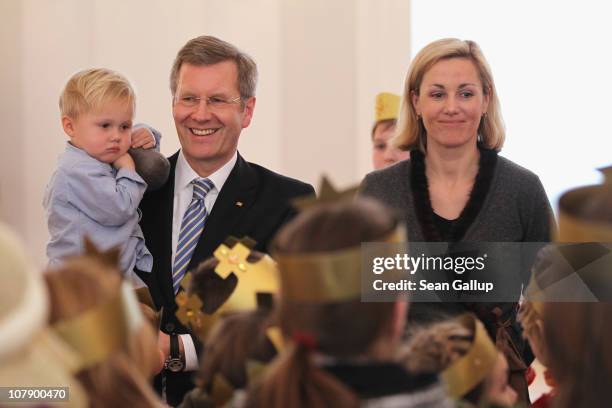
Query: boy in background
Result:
<box><xmin>371</xmin><ymin>92</ymin><xmax>410</xmax><ymax>170</ymax></box>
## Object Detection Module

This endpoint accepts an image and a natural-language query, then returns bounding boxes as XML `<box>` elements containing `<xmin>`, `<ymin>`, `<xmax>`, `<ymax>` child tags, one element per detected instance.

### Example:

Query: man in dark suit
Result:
<box><xmin>137</xmin><ymin>35</ymin><xmax>314</xmax><ymax>406</ymax></box>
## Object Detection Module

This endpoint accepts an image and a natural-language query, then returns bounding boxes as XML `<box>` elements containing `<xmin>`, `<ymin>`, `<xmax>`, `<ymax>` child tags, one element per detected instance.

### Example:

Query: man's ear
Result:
<box><xmin>61</xmin><ymin>115</ymin><xmax>76</xmax><ymax>138</ymax></box>
<box><xmin>241</xmin><ymin>97</ymin><xmax>256</xmax><ymax>129</ymax></box>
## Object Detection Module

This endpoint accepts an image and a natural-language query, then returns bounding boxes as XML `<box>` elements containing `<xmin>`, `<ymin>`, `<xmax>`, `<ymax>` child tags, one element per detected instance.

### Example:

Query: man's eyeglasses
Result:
<box><xmin>174</xmin><ymin>95</ymin><xmax>242</xmax><ymax>110</ymax></box>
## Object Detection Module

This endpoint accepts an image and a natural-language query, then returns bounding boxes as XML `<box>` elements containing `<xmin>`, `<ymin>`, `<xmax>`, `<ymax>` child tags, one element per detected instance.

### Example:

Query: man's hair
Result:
<box><xmin>170</xmin><ymin>35</ymin><xmax>258</xmax><ymax>99</ymax></box>
<box><xmin>59</xmin><ymin>68</ymin><xmax>135</xmax><ymax>118</ymax></box>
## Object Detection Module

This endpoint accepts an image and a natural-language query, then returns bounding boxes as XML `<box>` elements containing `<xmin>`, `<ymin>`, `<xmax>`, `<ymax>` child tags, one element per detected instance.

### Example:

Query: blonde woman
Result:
<box><xmin>360</xmin><ymin>38</ymin><xmax>554</xmax><ymax>402</ymax></box>
<box><xmin>361</xmin><ymin>38</ymin><xmax>551</xmax><ymax>253</ymax></box>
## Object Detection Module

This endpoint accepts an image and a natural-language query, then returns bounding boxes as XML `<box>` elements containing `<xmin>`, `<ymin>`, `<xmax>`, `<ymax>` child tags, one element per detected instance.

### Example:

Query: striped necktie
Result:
<box><xmin>172</xmin><ymin>178</ymin><xmax>214</xmax><ymax>293</ymax></box>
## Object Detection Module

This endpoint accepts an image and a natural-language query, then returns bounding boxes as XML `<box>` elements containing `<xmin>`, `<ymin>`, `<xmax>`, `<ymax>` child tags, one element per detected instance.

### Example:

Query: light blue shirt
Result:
<box><xmin>43</xmin><ymin>143</ymin><xmax>152</xmax><ymax>277</ymax></box>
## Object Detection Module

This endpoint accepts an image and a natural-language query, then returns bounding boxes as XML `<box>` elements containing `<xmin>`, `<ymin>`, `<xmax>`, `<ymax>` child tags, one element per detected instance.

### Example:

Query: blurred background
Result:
<box><xmin>1</xmin><ymin>0</ymin><xmax>610</xmax><ymax>268</ymax></box>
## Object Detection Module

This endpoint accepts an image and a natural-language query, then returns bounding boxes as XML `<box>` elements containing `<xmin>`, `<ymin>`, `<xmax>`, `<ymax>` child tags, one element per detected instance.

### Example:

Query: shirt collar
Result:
<box><xmin>175</xmin><ymin>151</ymin><xmax>238</xmax><ymax>192</ymax></box>
<box><xmin>65</xmin><ymin>142</ymin><xmax>93</xmax><ymax>158</ymax></box>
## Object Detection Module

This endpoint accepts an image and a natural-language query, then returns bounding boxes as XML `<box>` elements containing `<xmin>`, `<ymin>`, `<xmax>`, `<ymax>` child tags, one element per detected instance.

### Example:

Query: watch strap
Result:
<box><xmin>164</xmin><ymin>334</ymin><xmax>185</xmax><ymax>372</ymax></box>
<box><xmin>170</xmin><ymin>333</ymin><xmax>179</xmax><ymax>359</ymax></box>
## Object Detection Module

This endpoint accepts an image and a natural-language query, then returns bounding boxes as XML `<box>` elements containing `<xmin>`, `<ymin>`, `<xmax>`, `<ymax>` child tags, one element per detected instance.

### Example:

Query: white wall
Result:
<box><xmin>0</xmin><ymin>0</ymin><xmax>411</xmax><ymax>267</ymax></box>
<box><xmin>411</xmin><ymin>0</ymin><xmax>612</xmax><ymax>213</ymax></box>
<box><xmin>0</xmin><ymin>0</ymin><xmax>25</xmax><ymax>239</ymax></box>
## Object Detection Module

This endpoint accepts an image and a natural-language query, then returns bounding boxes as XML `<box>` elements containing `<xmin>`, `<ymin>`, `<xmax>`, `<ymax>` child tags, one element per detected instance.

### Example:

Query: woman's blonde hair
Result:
<box><xmin>59</xmin><ymin>68</ymin><xmax>135</xmax><ymax>118</ymax></box>
<box><xmin>394</xmin><ymin>38</ymin><xmax>505</xmax><ymax>152</ymax></box>
<box><xmin>516</xmin><ymin>301</ymin><xmax>541</xmax><ymax>342</ymax></box>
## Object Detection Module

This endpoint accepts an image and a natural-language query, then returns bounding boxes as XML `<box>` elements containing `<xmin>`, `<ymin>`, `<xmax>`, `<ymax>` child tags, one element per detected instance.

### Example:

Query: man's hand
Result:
<box><xmin>113</xmin><ymin>152</ymin><xmax>136</xmax><ymax>171</ymax></box>
<box><xmin>157</xmin><ymin>331</ymin><xmax>170</xmax><ymax>374</ymax></box>
<box><xmin>131</xmin><ymin>127</ymin><xmax>157</xmax><ymax>149</ymax></box>
<box><xmin>157</xmin><ymin>331</ymin><xmax>186</xmax><ymax>373</ymax></box>
<box><xmin>158</xmin><ymin>331</ymin><xmax>170</xmax><ymax>360</ymax></box>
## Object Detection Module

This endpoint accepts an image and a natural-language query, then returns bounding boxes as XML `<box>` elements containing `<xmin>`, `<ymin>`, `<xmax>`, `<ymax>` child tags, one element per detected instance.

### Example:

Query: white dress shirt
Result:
<box><xmin>172</xmin><ymin>150</ymin><xmax>237</xmax><ymax>370</ymax></box>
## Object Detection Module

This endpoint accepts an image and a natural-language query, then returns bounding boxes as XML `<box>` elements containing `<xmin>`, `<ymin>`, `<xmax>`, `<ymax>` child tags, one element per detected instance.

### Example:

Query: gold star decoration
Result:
<box><xmin>213</xmin><ymin>241</ymin><xmax>278</xmax><ymax>312</ymax></box>
<box><xmin>174</xmin><ymin>238</ymin><xmax>279</xmax><ymax>339</ymax></box>
<box><xmin>213</xmin><ymin>242</ymin><xmax>252</xmax><ymax>278</ymax></box>
<box><xmin>175</xmin><ymin>291</ymin><xmax>205</xmax><ymax>329</ymax></box>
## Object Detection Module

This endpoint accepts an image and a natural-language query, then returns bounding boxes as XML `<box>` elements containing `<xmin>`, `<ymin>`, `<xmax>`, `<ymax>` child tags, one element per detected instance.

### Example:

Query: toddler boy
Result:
<box><xmin>44</xmin><ymin>68</ymin><xmax>152</xmax><ymax>284</ymax></box>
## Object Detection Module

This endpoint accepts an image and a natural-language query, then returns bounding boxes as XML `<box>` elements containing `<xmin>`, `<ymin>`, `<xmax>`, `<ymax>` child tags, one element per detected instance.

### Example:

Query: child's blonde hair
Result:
<box><xmin>517</xmin><ymin>300</ymin><xmax>541</xmax><ymax>340</ymax></box>
<box><xmin>59</xmin><ymin>68</ymin><xmax>135</xmax><ymax>118</ymax></box>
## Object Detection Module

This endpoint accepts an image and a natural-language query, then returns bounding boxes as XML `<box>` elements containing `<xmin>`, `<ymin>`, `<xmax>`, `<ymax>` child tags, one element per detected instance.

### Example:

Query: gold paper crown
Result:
<box><xmin>273</xmin><ymin>226</ymin><xmax>405</xmax><ymax>303</ymax></box>
<box><xmin>175</xmin><ymin>238</ymin><xmax>279</xmax><ymax>339</ymax></box>
<box><xmin>53</xmin><ymin>282</ymin><xmax>144</xmax><ymax>370</ymax></box>
<box><xmin>375</xmin><ymin>92</ymin><xmax>400</xmax><ymax>122</ymax></box>
<box><xmin>174</xmin><ymin>240</ymin><xmax>281</xmax><ymax>405</ymax></box>
<box><xmin>558</xmin><ymin>165</ymin><xmax>612</xmax><ymax>242</ymax></box>
<box><xmin>441</xmin><ymin>314</ymin><xmax>498</xmax><ymax>399</ymax></box>
<box><xmin>292</xmin><ymin>175</ymin><xmax>359</xmax><ymax>211</ymax></box>
<box><xmin>50</xmin><ymin>239</ymin><xmax>145</xmax><ymax>371</ymax></box>
<box><xmin>50</xmin><ymin>239</ymin><xmax>145</xmax><ymax>370</ymax></box>
<box><xmin>283</xmin><ymin>175</ymin><xmax>405</xmax><ymax>303</ymax></box>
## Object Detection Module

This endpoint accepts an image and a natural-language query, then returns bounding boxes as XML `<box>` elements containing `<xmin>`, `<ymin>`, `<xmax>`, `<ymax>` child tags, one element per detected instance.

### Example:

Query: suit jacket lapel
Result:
<box><xmin>187</xmin><ymin>153</ymin><xmax>258</xmax><ymax>271</ymax></box>
<box><xmin>154</xmin><ymin>153</ymin><xmax>178</xmax><ymax>305</ymax></box>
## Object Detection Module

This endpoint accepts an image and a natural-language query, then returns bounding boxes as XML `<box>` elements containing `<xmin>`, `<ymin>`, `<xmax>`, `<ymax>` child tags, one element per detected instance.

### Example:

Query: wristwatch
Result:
<box><xmin>164</xmin><ymin>334</ymin><xmax>185</xmax><ymax>372</ymax></box>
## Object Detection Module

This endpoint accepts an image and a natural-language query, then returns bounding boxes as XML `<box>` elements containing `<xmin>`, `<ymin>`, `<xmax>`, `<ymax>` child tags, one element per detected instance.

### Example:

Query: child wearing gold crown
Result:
<box><xmin>175</xmin><ymin>250</ymin><xmax>279</xmax><ymax>407</ymax></box>
<box><xmin>180</xmin><ymin>309</ymin><xmax>277</xmax><ymax>408</ymax></box>
<box><xmin>44</xmin><ymin>240</ymin><xmax>163</xmax><ymax>407</ymax></box>
<box><xmin>245</xmin><ymin>198</ymin><xmax>454</xmax><ymax>408</ymax></box>
<box><xmin>371</xmin><ymin>92</ymin><xmax>410</xmax><ymax>170</ymax></box>
<box><xmin>402</xmin><ymin>314</ymin><xmax>518</xmax><ymax>407</ymax></box>
<box><xmin>0</xmin><ymin>223</ymin><xmax>88</xmax><ymax>407</ymax></box>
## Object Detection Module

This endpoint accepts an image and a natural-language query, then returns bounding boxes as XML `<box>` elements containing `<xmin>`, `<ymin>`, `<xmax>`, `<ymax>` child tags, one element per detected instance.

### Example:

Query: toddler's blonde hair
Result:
<box><xmin>59</xmin><ymin>68</ymin><xmax>135</xmax><ymax>118</ymax></box>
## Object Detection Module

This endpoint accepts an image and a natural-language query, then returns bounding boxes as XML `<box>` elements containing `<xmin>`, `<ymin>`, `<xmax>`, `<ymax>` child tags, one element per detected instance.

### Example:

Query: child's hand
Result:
<box><xmin>131</xmin><ymin>127</ymin><xmax>156</xmax><ymax>149</ymax></box>
<box><xmin>113</xmin><ymin>152</ymin><xmax>136</xmax><ymax>171</ymax></box>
